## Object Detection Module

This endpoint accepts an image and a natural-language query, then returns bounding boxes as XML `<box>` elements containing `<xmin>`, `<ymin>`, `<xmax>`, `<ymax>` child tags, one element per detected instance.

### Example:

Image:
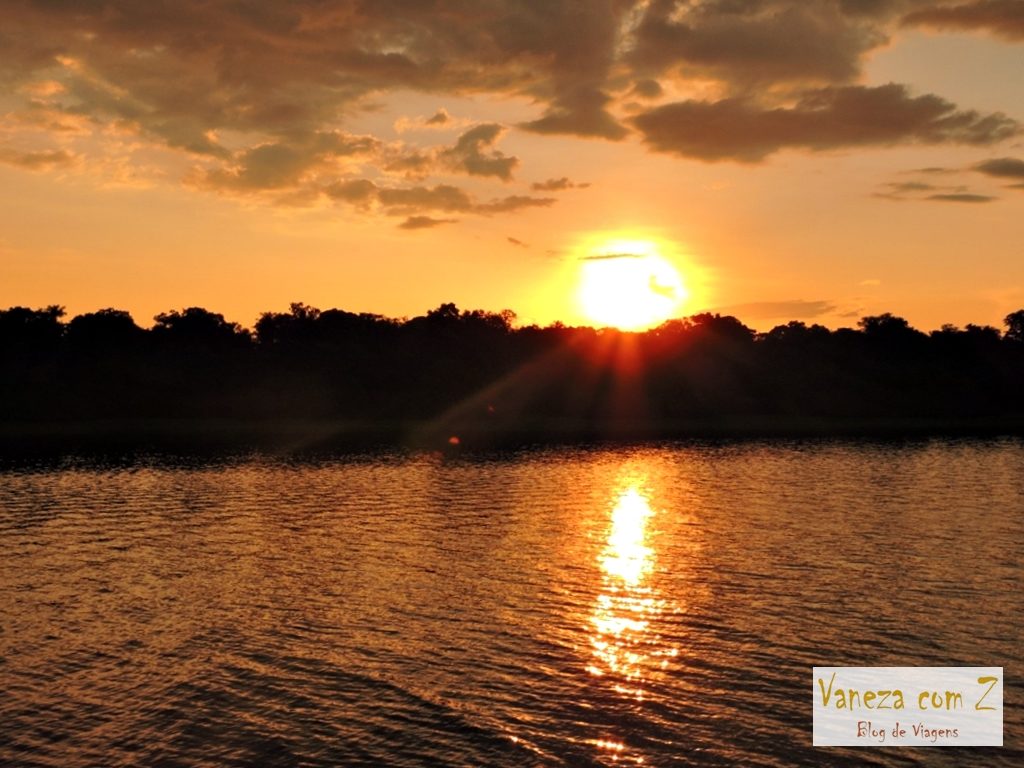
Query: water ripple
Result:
<box><xmin>1</xmin><ymin>439</ymin><xmax>1022</xmax><ymax>766</ymax></box>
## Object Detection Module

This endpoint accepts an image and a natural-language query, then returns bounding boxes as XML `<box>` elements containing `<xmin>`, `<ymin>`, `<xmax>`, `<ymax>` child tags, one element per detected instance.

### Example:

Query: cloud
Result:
<box><xmin>322</xmin><ymin>178</ymin><xmax>553</xmax><ymax>218</ymax></box>
<box><xmin>199</xmin><ymin>132</ymin><xmax>379</xmax><ymax>192</ymax></box>
<box><xmin>439</xmin><ymin>124</ymin><xmax>518</xmax><ymax>180</ymax></box>
<box><xmin>384</xmin><ymin>123</ymin><xmax>520</xmax><ymax>181</ymax></box>
<box><xmin>322</xmin><ymin>180</ymin><xmax>471</xmax><ymax>213</ymax></box>
<box><xmin>475</xmin><ymin>195</ymin><xmax>556</xmax><ymax>214</ymax></box>
<box><xmin>902</xmin><ymin>1</ymin><xmax>1024</xmax><ymax>41</ymax></box>
<box><xmin>631</xmin><ymin>79</ymin><xmax>664</xmax><ymax>99</ymax></box>
<box><xmin>875</xmin><ymin>175</ymin><xmax>995</xmax><ymax>201</ymax></box>
<box><xmin>399</xmin><ymin>216</ymin><xmax>458</xmax><ymax>230</ymax></box>
<box><xmin>629</xmin><ymin>2</ymin><xmax>883</xmax><ymax>90</ymax></box>
<box><xmin>974</xmin><ymin>156</ymin><xmax>1024</xmax><ymax>178</ymax></box>
<box><xmin>507</xmin><ymin>237</ymin><xmax>528</xmax><ymax>247</ymax></box>
<box><xmin>426</xmin><ymin>109</ymin><xmax>450</xmax><ymax>126</ymax></box>
<box><xmin>515</xmin><ymin>2</ymin><xmax>635</xmax><ymax>139</ymax></box>
<box><xmin>0</xmin><ymin>147</ymin><xmax>77</xmax><ymax>170</ymax></box>
<box><xmin>886</xmin><ymin>180</ymin><xmax>938</xmax><ymax>192</ymax></box>
<box><xmin>531</xmin><ymin>176</ymin><xmax>591</xmax><ymax>191</ymax></box>
<box><xmin>382</xmin><ymin>150</ymin><xmax>434</xmax><ymax>178</ymax></box>
<box><xmin>711</xmin><ymin>300</ymin><xmax>838</xmax><ymax>319</ymax></box>
<box><xmin>323</xmin><ymin>178</ymin><xmax>380</xmax><ymax>206</ymax></box>
<box><xmin>521</xmin><ymin>87</ymin><xmax>627</xmax><ymax>139</ymax></box>
<box><xmin>378</xmin><ymin>184</ymin><xmax>474</xmax><ymax>214</ymax></box>
<box><xmin>926</xmin><ymin>192</ymin><xmax>997</xmax><ymax>202</ymax></box>
<box><xmin>394</xmin><ymin>108</ymin><xmax>459</xmax><ymax>133</ymax></box>
<box><xmin>632</xmin><ymin>84</ymin><xmax>1018</xmax><ymax>162</ymax></box>
<box><xmin>1</xmin><ymin>0</ymin><xmax>1021</xmax><ymax>214</ymax></box>
<box><xmin>0</xmin><ymin>0</ymin><xmax>636</xmax><ymax>193</ymax></box>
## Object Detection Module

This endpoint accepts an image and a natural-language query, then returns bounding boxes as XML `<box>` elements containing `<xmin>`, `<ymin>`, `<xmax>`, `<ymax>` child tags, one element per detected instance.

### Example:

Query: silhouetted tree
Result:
<box><xmin>0</xmin><ymin>305</ymin><xmax>65</xmax><ymax>360</ymax></box>
<box><xmin>1</xmin><ymin>301</ymin><xmax>1022</xmax><ymax>432</ymax></box>
<box><xmin>255</xmin><ymin>302</ymin><xmax>321</xmax><ymax>347</ymax></box>
<box><xmin>1005</xmin><ymin>310</ymin><xmax>1024</xmax><ymax>343</ymax></box>
<box><xmin>153</xmin><ymin>307</ymin><xmax>250</xmax><ymax>350</ymax></box>
<box><xmin>66</xmin><ymin>309</ymin><xmax>143</xmax><ymax>352</ymax></box>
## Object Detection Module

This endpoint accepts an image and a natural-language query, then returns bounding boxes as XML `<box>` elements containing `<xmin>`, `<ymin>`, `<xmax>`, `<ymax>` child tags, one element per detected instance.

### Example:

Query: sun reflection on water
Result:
<box><xmin>588</xmin><ymin>483</ymin><xmax>678</xmax><ymax>703</ymax></box>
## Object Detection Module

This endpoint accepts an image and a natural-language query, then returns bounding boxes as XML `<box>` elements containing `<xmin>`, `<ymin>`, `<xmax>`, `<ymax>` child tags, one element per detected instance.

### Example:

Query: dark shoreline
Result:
<box><xmin>3</xmin><ymin>416</ymin><xmax>1023</xmax><ymax>455</ymax></box>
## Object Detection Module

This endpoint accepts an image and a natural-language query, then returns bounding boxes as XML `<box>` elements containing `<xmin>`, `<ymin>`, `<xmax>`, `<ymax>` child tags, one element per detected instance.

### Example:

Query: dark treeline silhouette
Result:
<box><xmin>3</xmin><ymin>302</ymin><xmax>1024</xmax><ymax>443</ymax></box>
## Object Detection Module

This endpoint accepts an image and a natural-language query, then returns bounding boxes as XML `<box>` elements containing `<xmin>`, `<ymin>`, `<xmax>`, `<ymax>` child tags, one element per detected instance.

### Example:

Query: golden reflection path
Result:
<box><xmin>587</xmin><ymin>479</ymin><xmax>679</xmax><ymax>763</ymax></box>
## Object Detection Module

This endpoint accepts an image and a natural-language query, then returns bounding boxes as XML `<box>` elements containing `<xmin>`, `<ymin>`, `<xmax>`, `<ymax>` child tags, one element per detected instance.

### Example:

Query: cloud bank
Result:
<box><xmin>0</xmin><ymin>0</ymin><xmax>1020</xmax><ymax>224</ymax></box>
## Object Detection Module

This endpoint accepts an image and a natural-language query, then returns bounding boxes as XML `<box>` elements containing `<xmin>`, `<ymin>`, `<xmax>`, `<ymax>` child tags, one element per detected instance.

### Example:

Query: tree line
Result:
<box><xmin>2</xmin><ymin>302</ymin><xmax>1023</xmax><ymax>437</ymax></box>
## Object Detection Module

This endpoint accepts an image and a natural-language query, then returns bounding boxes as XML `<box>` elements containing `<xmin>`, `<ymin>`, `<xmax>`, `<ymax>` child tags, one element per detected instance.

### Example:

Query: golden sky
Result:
<box><xmin>1</xmin><ymin>1</ymin><xmax>1022</xmax><ymax>331</ymax></box>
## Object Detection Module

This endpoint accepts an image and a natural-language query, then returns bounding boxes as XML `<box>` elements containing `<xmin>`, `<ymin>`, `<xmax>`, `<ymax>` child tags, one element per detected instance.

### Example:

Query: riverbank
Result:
<box><xmin>3</xmin><ymin>415</ymin><xmax>1023</xmax><ymax>455</ymax></box>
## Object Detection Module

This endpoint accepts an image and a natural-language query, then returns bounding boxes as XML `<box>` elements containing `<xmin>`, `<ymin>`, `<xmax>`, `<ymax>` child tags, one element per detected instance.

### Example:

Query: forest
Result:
<box><xmin>2</xmin><ymin>303</ymin><xmax>1023</xmax><ymax>445</ymax></box>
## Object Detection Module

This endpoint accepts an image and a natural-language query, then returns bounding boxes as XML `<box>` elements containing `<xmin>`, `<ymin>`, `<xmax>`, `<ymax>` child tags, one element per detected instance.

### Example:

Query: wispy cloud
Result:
<box><xmin>710</xmin><ymin>300</ymin><xmax>837</xmax><ymax>320</ymax></box>
<box><xmin>926</xmin><ymin>192</ymin><xmax>997</xmax><ymax>203</ymax></box>
<box><xmin>902</xmin><ymin>1</ymin><xmax>1024</xmax><ymax>41</ymax></box>
<box><xmin>0</xmin><ymin>147</ymin><xmax>78</xmax><ymax>170</ymax></box>
<box><xmin>531</xmin><ymin>177</ymin><xmax>591</xmax><ymax>191</ymax></box>
<box><xmin>398</xmin><ymin>216</ymin><xmax>458</xmax><ymax>230</ymax></box>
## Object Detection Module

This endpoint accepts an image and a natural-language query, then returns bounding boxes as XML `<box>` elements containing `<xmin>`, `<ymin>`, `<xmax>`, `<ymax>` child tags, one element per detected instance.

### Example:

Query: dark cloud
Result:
<box><xmin>628</xmin><ymin>1</ymin><xmax>887</xmax><ymax>90</ymax></box>
<box><xmin>839</xmin><ymin>0</ymin><xmax>908</xmax><ymax>18</ymax></box>
<box><xmin>631</xmin><ymin>79</ymin><xmax>664</xmax><ymax>99</ymax></box>
<box><xmin>439</xmin><ymin>124</ymin><xmax>518</xmax><ymax>180</ymax></box>
<box><xmin>631</xmin><ymin>84</ymin><xmax>1018</xmax><ymax>162</ymax></box>
<box><xmin>974</xmin><ymin>156</ymin><xmax>1024</xmax><ymax>178</ymax></box>
<box><xmin>514</xmin><ymin>2</ymin><xmax>635</xmax><ymax>139</ymax></box>
<box><xmin>507</xmin><ymin>236</ymin><xmax>528</xmax><ymax>247</ymax></box>
<box><xmin>425</xmin><ymin>109</ymin><xmax>450</xmax><ymax>126</ymax></box>
<box><xmin>324</xmin><ymin>178</ymin><xmax>378</xmax><ymax>205</ymax></box>
<box><xmin>530</xmin><ymin>177</ymin><xmax>591</xmax><ymax>191</ymax></box>
<box><xmin>399</xmin><ymin>216</ymin><xmax>457</xmax><ymax>229</ymax></box>
<box><xmin>926</xmin><ymin>192</ymin><xmax>997</xmax><ymax>202</ymax></box>
<box><xmin>521</xmin><ymin>87</ymin><xmax>627</xmax><ymax>139</ymax></box>
<box><xmin>711</xmin><ymin>300</ymin><xmax>837</xmax><ymax>319</ymax></box>
<box><xmin>902</xmin><ymin>1</ymin><xmax>1024</xmax><ymax>40</ymax></box>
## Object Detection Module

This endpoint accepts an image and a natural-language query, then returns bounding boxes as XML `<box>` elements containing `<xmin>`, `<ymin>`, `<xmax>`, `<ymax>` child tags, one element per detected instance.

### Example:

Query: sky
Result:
<box><xmin>1</xmin><ymin>0</ymin><xmax>1022</xmax><ymax>332</ymax></box>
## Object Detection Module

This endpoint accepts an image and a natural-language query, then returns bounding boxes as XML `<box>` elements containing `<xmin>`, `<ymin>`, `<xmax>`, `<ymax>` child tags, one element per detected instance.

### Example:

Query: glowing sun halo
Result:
<box><xmin>578</xmin><ymin>245</ymin><xmax>688</xmax><ymax>331</ymax></box>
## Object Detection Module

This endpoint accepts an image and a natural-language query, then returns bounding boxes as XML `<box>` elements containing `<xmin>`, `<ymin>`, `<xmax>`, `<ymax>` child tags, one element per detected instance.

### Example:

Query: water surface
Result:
<box><xmin>1</xmin><ymin>440</ymin><xmax>1021</xmax><ymax>766</ymax></box>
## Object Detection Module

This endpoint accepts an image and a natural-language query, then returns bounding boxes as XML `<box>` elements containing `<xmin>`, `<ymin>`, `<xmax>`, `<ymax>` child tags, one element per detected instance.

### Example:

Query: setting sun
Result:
<box><xmin>578</xmin><ymin>241</ymin><xmax>688</xmax><ymax>331</ymax></box>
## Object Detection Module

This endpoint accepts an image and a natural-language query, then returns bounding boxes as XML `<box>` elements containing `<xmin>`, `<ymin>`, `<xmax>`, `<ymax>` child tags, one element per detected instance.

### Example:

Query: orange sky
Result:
<box><xmin>1</xmin><ymin>2</ymin><xmax>1022</xmax><ymax>332</ymax></box>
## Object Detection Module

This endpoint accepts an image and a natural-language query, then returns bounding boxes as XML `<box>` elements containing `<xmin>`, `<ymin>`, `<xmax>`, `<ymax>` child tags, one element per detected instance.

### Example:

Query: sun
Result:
<box><xmin>578</xmin><ymin>240</ymin><xmax>688</xmax><ymax>330</ymax></box>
